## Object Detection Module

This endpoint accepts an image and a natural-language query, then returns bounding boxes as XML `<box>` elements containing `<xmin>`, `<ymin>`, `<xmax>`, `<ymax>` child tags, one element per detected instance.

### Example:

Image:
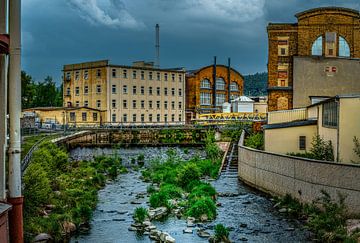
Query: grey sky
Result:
<box><xmin>21</xmin><ymin>0</ymin><xmax>360</xmax><ymax>84</ymax></box>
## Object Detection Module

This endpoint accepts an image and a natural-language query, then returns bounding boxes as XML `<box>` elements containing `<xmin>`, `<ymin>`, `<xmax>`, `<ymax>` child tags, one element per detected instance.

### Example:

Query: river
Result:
<box><xmin>70</xmin><ymin>146</ymin><xmax>312</xmax><ymax>243</ymax></box>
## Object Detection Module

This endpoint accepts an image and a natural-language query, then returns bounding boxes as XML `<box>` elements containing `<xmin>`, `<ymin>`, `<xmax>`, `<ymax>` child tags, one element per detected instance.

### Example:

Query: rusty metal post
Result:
<box><xmin>8</xmin><ymin>0</ymin><xmax>23</xmax><ymax>242</ymax></box>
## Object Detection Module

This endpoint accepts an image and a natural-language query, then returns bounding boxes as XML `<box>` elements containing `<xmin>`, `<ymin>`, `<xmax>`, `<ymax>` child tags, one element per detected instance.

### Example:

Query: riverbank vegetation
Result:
<box><xmin>23</xmin><ymin>142</ymin><xmax>127</xmax><ymax>242</ymax></box>
<box><xmin>141</xmin><ymin>130</ymin><xmax>223</xmax><ymax>221</ymax></box>
<box><xmin>274</xmin><ymin>191</ymin><xmax>360</xmax><ymax>242</ymax></box>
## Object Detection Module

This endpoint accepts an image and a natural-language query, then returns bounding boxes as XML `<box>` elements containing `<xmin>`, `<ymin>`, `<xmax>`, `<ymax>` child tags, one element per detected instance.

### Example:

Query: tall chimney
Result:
<box><xmin>227</xmin><ymin>58</ymin><xmax>231</xmax><ymax>102</ymax></box>
<box><xmin>212</xmin><ymin>56</ymin><xmax>217</xmax><ymax>112</ymax></box>
<box><xmin>155</xmin><ymin>24</ymin><xmax>160</xmax><ymax>68</ymax></box>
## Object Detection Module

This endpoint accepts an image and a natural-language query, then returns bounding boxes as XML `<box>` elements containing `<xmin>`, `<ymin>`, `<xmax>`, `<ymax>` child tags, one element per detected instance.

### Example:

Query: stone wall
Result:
<box><xmin>238</xmin><ymin>131</ymin><xmax>360</xmax><ymax>215</ymax></box>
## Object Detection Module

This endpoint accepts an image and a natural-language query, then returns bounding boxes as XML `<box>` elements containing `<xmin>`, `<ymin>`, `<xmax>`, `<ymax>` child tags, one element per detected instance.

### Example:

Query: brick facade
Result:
<box><xmin>267</xmin><ymin>7</ymin><xmax>360</xmax><ymax>111</ymax></box>
<box><xmin>186</xmin><ymin>65</ymin><xmax>243</xmax><ymax>122</ymax></box>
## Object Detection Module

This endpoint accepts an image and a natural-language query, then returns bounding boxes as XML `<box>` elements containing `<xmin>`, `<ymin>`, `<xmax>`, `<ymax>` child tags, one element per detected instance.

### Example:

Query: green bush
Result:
<box><xmin>177</xmin><ymin>163</ymin><xmax>201</xmax><ymax>190</ymax></box>
<box><xmin>245</xmin><ymin>132</ymin><xmax>264</xmax><ymax>150</ymax></box>
<box><xmin>147</xmin><ymin>185</ymin><xmax>157</xmax><ymax>194</ymax></box>
<box><xmin>189</xmin><ymin>183</ymin><xmax>216</xmax><ymax>202</ymax></box>
<box><xmin>310</xmin><ymin>135</ymin><xmax>334</xmax><ymax>161</ymax></box>
<box><xmin>214</xmin><ymin>224</ymin><xmax>230</xmax><ymax>242</ymax></box>
<box><xmin>186</xmin><ymin>196</ymin><xmax>216</xmax><ymax>220</ymax></box>
<box><xmin>23</xmin><ymin>163</ymin><xmax>52</xmax><ymax>215</ymax></box>
<box><xmin>133</xmin><ymin>207</ymin><xmax>148</xmax><ymax>223</ymax></box>
<box><xmin>149</xmin><ymin>191</ymin><xmax>170</xmax><ymax>208</ymax></box>
<box><xmin>160</xmin><ymin>184</ymin><xmax>183</xmax><ymax>199</ymax></box>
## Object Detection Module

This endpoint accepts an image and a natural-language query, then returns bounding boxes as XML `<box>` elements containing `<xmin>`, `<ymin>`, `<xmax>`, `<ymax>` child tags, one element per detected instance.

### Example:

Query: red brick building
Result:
<box><xmin>267</xmin><ymin>7</ymin><xmax>360</xmax><ymax>111</ymax></box>
<box><xmin>186</xmin><ymin>64</ymin><xmax>244</xmax><ymax>122</ymax></box>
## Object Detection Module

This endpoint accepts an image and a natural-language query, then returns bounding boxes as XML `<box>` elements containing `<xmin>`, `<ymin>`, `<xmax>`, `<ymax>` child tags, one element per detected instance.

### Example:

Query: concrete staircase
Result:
<box><xmin>221</xmin><ymin>143</ymin><xmax>238</xmax><ymax>179</ymax></box>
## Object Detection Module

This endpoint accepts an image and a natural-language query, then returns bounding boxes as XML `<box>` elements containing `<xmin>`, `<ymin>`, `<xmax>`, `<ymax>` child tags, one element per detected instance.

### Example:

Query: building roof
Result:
<box><xmin>186</xmin><ymin>64</ymin><xmax>244</xmax><ymax>79</ymax></box>
<box><xmin>23</xmin><ymin>107</ymin><xmax>104</xmax><ymax>112</ymax></box>
<box><xmin>307</xmin><ymin>94</ymin><xmax>360</xmax><ymax>108</ymax></box>
<box><xmin>232</xmin><ymin>96</ymin><xmax>254</xmax><ymax>103</ymax></box>
<box><xmin>295</xmin><ymin>7</ymin><xmax>360</xmax><ymax>18</ymax></box>
<box><xmin>63</xmin><ymin>60</ymin><xmax>185</xmax><ymax>73</ymax></box>
<box><xmin>263</xmin><ymin>120</ymin><xmax>317</xmax><ymax>130</ymax></box>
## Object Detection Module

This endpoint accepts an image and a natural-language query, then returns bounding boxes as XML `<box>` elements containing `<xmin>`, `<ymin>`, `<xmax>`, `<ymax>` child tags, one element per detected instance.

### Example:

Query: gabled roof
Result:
<box><xmin>186</xmin><ymin>64</ymin><xmax>244</xmax><ymax>79</ymax></box>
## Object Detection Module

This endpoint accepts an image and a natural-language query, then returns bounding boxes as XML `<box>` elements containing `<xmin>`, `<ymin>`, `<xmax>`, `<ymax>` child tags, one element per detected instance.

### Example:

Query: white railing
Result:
<box><xmin>267</xmin><ymin>108</ymin><xmax>307</xmax><ymax>124</ymax></box>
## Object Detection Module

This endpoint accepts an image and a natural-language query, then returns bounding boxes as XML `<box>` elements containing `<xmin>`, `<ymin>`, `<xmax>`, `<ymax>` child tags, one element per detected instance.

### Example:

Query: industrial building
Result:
<box><xmin>63</xmin><ymin>60</ymin><xmax>186</xmax><ymax>125</ymax></box>
<box><xmin>185</xmin><ymin>60</ymin><xmax>244</xmax><ymax>122</ymax></box>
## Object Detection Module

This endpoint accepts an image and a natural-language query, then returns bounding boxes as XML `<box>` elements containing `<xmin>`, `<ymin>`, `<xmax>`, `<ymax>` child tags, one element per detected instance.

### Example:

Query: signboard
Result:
<box><xmin>325</xmin><ymin>66</ymin><xmax>337</xmax><ymax>77</ymax></box>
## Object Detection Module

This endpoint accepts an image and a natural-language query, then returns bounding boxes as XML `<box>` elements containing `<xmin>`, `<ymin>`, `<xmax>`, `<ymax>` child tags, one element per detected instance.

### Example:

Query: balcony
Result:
<box><xmin>268</xmin><ymin>108</ymin><xmax>307</xmax><ymax>124</ymax></box>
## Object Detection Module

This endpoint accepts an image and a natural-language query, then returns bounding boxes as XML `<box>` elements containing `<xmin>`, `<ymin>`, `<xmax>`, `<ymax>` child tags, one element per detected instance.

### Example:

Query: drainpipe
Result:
<box><xmin>8</xmin><ymin>0</ymin><xmax>23</xmax><ymax>242</ymax></box>
<box><xmin>0</xmin><ymin>0</ymin><xmax>8</xmax><ymax>202</ymax></box>
<box><xmin>212</xmin><ymin>56</ymin><xmax>217</xmax><ymax>112</ymax></box>
<box><xmin>227</xmin><ymin>58</ymin><xmax>231</xmax><ymax>103</ymax></box>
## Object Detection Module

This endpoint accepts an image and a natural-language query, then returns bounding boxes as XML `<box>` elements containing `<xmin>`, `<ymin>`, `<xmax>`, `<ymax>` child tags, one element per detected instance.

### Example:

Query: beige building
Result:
<box><xmin>22</xmin><ymin>107</ymin><xmax>104</xmax><ymax>127</ymax></box>
<box><xmin>264</xmin><ymin>94</ymin><xmax>360</xmax><ymax>163</ymax></box>
<box><xmin>63</xmin><ymin>60</ymin><xmax>186</xmax><ymax>125</ymax></box>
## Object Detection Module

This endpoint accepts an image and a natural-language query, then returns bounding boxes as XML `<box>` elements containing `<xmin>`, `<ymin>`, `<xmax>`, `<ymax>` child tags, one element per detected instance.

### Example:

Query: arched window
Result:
<box><xmin>339</xmin><ymin>36</ymin><xmax>350</xmax><ymax>57</ymax></box>
<box><xmin>216</xmin><ymin>78</ymin><xmax>225</xmax><ymax>90</ymax></box>
<box><xmin>230</xmin><ymin>82</ymin><xmax>239</xmax><ymax>91</ymax></box>
<box><xmin>200</xmin><ymin>79</ymin><xmax>211</xmax><ymax>89</ymax></box>
<box><xmin>311</xmin><ymin>36</ymin><xmax>323</xmax><ymax>56</ymax></box>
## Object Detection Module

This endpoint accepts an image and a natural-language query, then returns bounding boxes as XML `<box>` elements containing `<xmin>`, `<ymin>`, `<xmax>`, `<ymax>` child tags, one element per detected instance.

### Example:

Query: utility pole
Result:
<box><xmin>0</xmin><ymin>0</ymin><xmax>8</xmax><ymax>202</ymax></box>
<box><xmin>8</xmin><ymin>0</ymin><xmax>23</xmax><ymax>242</ymax></box>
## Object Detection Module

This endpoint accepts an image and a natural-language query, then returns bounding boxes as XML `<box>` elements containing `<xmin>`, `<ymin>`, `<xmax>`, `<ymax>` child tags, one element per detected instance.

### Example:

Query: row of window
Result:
<box><xmin>200</xmin><ymin>93</ymin><xmax>239</xmax><ymax>106</ymax></box>
<box><xmin>200</xmin><ymin>79</ymin><xmax>239</xmax><ymax>91</ymax></box>
<box><xmin>111</xmin><ymin>85</ymin><xmax>183</xmax><ymax>96</ymax></box>
<box><xmin>111</xmin><ymin>113</ymin><xmax>183</xmax><ymax>123</ymax></box>
<box><xmin>67</xmin><ymin>85</ymin><xmax>183</xmax><ymax>97</ymax></box>
<box><xmin>65</xmin><ymin>69</ymin><xmax>183</xmax><ymax>82</ymax></box>
<box><xmin>112</xmin><ymin>100</ymin><xmax>182</xmax><ymax>110</ymax></box>
<box><xmin>69</xmin><ymin>112</ymin><xmax>98</xmax><ymax>122</ymax></box>
<box><xmin>71</xmin><ymin>100</ymin><xmax>183</xmax><ymax>110</ymax></box>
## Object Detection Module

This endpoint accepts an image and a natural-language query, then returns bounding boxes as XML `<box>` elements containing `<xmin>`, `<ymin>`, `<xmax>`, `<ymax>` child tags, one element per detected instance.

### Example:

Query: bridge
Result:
<box><xmin>193</xmin><ymin>112</ymin><xmax>267</xmax><ymax>124</ymax></box>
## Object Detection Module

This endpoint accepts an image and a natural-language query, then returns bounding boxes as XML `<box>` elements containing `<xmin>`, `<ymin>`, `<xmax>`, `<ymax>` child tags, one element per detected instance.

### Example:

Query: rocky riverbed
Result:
<box><xmin>71</xmin><ymin>147</ymin><xmax>312</xmax><ymax>243</ymax></box>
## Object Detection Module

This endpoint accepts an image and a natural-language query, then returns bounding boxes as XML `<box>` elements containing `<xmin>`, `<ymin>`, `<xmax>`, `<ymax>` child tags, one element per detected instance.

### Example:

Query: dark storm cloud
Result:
<box><xmin>21</xmin><ymin>0</ymin><xmax>360</xmax><ymax>84</ymax></box>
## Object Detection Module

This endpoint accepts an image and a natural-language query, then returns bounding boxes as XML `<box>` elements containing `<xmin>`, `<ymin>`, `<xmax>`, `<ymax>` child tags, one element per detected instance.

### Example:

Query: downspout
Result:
<box><xmin>0</xmin><ymin>0</ymin><xmax>8</xmax><ymax>202</ymax></box>
<box><xmin>336</xmin><ymin>98</ymin><xmax>340</xmax><ymax>162</ymax></box>
<box><xmin>212</xmin><ymin>56</ymin><xmax>217</xmax><ymax>112</ymax></box>
<box><xmin>227</xmin><ymin>58</ymin><xmax>231</xmax><ymax>103</ymax></box>
<box><xmin>8</xmin><ymin>0</ymin><xmax>24</xmax><ymax>242</ymax></box>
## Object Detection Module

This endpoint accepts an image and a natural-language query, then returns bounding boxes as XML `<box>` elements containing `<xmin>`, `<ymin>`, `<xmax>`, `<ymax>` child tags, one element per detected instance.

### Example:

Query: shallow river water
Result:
<box><xmin>70</xmin><ymin>147</ymin><xmax>312</xmax><ymax>243</ymax></box>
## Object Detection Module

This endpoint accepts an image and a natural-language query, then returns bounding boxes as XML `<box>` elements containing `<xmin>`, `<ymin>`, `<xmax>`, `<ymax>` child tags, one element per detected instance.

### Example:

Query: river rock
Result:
<box><xmin>149</xmin><ymin>207</ymin><xmax>168</xmax><ymax>219</ymax></box>
<box><xmin>239</xmin><ymin>223</ymin><xmax>247</xmax><ymax>228</ymax></box>
<box><xmin>128</xmin><ymin>226</ymin><xmax>137</xmax><ymax>231</ymax></box>
<box><xmin>160</xmin><ymin>232</ymin><xmax>170</xmax><ymax>241</ymax></box>
<box><xmin>187</xmin><ymin>221</ymin><xmax>196</xmax><ymax>227</ymax></box>
<box><xmin>143</xmin><ymin>220</ymin><xmax>152</xmax><ymax>226</ymax></box>
<box><xmin>130</xmin><ymin>200</ymin><xmax>142</xmax><ymax>205</ymax></box>
<box><xmin>197</xmin><ymin>229</ymin><xmax>211</xmax><ymax>238</ymax></box>
<box><xmin>34</xmin><ymin>233</ymin><xmax>52</xmax><ymax>242</ymax></box>
<box><xmin>278</xmin><ymin>208</ymin><xmax>287</xmax><ymax>213</ymax></box>
<box><xmin>165</xmin><ymin>235</ymin><xmax>176</xmax><ymax>243</ymax></box>
<box><xmin>200</xmin><ymin>214</ymin><xmax>208</xmax><ymax>222</ymax></box>
<box><xmin>346</xmin><ymin>219</ymin><xmax>360</xmax><ymax>234</ymax></box>
<box><xmin>62</xmin><ymin>221</ymin><xmax>76</xmax><ymax>233</ymax></box>
<box><xmin>183</xmin><ymin>228</ymin><xmax>193</xmax><ymax>234</ymax></box>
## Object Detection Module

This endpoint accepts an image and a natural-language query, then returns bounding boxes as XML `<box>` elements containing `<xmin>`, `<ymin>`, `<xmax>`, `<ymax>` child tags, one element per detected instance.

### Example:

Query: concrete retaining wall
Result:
<box><xmin>238</xmin><ymin>131</ymin><xmax>360</xmax><ymax>215</ymax></box>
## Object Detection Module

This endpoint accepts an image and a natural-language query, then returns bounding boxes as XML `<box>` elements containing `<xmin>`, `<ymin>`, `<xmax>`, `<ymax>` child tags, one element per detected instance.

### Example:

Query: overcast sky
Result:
<box><xmin>21</xmin><ymin>0</ymin><xmax>360</xmax><ymax>84</ymax></box>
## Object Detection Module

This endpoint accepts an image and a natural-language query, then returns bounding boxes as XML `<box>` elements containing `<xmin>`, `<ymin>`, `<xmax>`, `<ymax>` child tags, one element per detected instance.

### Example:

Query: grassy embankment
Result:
<box><xmin>23</xmin><ymin>141</ymin><xmax>127</xmax><ymax>242</ymax></box>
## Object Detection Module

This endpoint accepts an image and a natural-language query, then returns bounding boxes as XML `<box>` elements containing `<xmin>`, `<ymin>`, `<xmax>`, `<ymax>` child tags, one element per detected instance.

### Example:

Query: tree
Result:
<box><xmin>21</xmin><ymin>71</ymin><xmax>36</xmax><ymax>109</ymax></box>
<box><xmin>33</xmin><ymin>76</ymin><xmax>59</xmax><ymax>107</ymax></box>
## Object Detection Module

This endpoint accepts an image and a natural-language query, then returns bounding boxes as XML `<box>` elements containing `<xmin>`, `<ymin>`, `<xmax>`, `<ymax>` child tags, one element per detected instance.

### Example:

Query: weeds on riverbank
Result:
<box><xmin>23</xmin><ymin>142</ymin><xmax>127</xmax><ymax>242</ymax></box>
<box><xmin>275</xmin><ymin>191</ymin><xmax>359</xmax><ymax>242</ymax></box>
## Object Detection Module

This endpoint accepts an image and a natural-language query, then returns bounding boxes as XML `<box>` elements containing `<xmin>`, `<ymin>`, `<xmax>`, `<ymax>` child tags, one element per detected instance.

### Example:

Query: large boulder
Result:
<box><xmin>34</xmin><ymin>233</ymin><xmax>52</xmax><ymax>242</ymax></box>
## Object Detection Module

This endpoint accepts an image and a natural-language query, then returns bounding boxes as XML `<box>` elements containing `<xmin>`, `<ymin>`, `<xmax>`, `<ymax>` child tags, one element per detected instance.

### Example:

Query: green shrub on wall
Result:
<box><xmin>244</xmin><ymin>132</ymin><xmax>264</xmax><ymax>150</ymax></box>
